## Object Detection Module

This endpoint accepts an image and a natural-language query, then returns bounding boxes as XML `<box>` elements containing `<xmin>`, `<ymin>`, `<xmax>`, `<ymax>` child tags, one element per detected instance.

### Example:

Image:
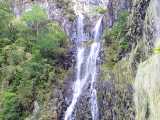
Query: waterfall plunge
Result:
<box><xmin>134</xmin><ymin>0</ymin><xmax>160</xmax><ymax>119</ymax></box>
<box><xmin>64</xmin><ymin>14</ymin><xmax>85</xmax><ymax>120</ymax></box>
<box><xmin>64</xmin><ymin>14</ymin><xmax>103</xmax><ymax>120</ymax></box>
<box><xmin>90</xmin><ymin>16</ymin><xmax>103</xmax><ymax>120</ymax></box>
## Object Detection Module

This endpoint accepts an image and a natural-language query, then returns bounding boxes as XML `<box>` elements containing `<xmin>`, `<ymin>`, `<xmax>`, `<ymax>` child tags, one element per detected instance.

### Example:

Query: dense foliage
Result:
<box><xmin>0</xmin><ymin>1</ymin><xmax>69</xmax><ymax>119</ymax></box>
<box><xmin>105</xmin><ymin>10</ymin><xmax>129</xmax><ymax>49</ymax></box>
<box><xmin>103</xmin><ymin>10</ymin><xmax>129</xmax><ymax>68</ymax></box>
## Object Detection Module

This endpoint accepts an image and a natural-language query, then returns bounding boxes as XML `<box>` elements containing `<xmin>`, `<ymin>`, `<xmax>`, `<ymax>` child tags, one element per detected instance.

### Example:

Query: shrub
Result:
<box><xmin>1</xmin><ymin>91</ymin><xmax>25</xmax><ymax>120</ymax></box>
<box><xmin>104</xmin><ymin>10</ymin><xmax>129</xmax><ymax>42</ymax></box>
<box><xmin>102</xmin><ymin>11</ymin><xmax>129</xmax><ymax>68</ymax></box>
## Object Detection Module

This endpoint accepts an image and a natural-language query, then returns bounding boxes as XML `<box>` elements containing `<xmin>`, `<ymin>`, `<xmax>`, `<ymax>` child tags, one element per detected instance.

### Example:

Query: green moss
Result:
<box><xmin>153</xmin><ymin>42</ymin><xmax>160</xmax><ymax>54</ymax></box>
<box><xmin>96</xmin><ymin>7</ymin><xmax>107</xmax><ymax>14</ymax></box>
<box><xmin>113</xmin><ymin>59</ymin><xmax>134</xmax><ymax>85</ymax></box>
<box><xmin>153</xmin><ymin>47</ymin><xmax>160</xmax><ymax>54</ymax></box>
<box><xmin>100</xmin><ymin>64</ymin><xmax>112</xmax><ymax>81</ymax></box>
<box><xmin>100</xmin><ymin>57</ymin><xmax>134</xmax><ymax>88</ymax></box>
<box><xmin>120</xmin><ymin>40</ymin><xmax>129</xmax><ymax>49</ymax></box>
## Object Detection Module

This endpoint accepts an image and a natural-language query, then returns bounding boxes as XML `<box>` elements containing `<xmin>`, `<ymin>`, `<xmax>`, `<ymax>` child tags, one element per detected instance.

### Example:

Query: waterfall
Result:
<box><xmin>64</xmin><ymin>47</ymin><xmax>85</xmax><ymax>120</ymax></box>
<box><xmin>134</xmin><ymin>0</ymin><xmax>160</xmax><ymax>119</ymax></box>
<box><xmin>93</xmin><ymin>16</ymin><xmax>103</xmax><ymax>41</ymax></box>
<box><xmin>64</xmin><ymin>0</ymin><xmax>108</xmax><ymax>119</ymax></box>
<box><xmin>90</xmin><ymin>16</ymin><xmax>103</xmax><ymax>120</ymax></box>
<box><xmin>64</xmin><ymin>14</ymin><xmax>85</xmax><ymax>120</ymax></box>
<box><xmin>77</xmin><ymin>14</ymin><xmax>85</xmax><ymax>43</ymax></box>
<box><xmin>64</xmin><ymin>14</ymin><xmax>103</xmax><ymax>120</ymax></box>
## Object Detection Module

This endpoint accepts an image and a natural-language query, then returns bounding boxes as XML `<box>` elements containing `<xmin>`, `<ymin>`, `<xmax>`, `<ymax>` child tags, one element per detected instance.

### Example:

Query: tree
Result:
<box><xmin>22</xmin><ymin>5</ymin><xmax>48</xmax><ymax>38</ymax></box>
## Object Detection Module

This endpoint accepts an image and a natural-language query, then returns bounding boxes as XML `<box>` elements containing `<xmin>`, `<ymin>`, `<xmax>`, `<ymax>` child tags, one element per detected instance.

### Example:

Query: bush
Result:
<box><xmin>36</xmin><ymin>22</ymin><xmax>69</xmax><ymax>61</ymax></box>
<box><xmin>104</xmin><ymin>11</ymin><xmax>129</xmax><ymax>42</ymax></box>
<box><xmin>1</xmin><ymin>91</ymin><xmax>25</xmax><ymax>120</ymax></box>
<box><xmin>102</xmin><ymin>11</ymin><xmax>129</xmax><ymax>68</ymax></box>
<box><xmin>104</xmin><ymin>10</ymin><xmax>129</xmax><ymax>49</ymax></box>
<box><xmin>0</xmin><ymin>0</ymin><xmax>13</xmax><ymax>35</ymax></box>
<box><xmin>37</xmin><ymin>23</ymin><xmax>67</xmax><ymax>49</ymax></box>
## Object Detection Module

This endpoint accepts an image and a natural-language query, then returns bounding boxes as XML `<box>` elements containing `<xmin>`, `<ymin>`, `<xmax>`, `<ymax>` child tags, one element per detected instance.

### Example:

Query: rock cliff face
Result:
<box><xmin>98</xmin><ymin>0</ymin><xmax>153</xmax><ymax>119</ymax></box>
<box><xmin>13</xmin><ymin>0</ymin><xmax>154</xmax><ymax>119</ymax></box>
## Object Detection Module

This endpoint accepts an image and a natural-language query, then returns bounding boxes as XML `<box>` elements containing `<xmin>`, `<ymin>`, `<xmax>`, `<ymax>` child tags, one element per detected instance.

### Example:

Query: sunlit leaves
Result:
<box><xmin>22</xmin><ymin>5</ymin><xmax>47</xmax><ymax>26</ymax></box>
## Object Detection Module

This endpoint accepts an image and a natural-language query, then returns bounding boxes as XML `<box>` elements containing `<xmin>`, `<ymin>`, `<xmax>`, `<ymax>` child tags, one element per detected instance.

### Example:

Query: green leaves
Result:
<box><xmin>104</xmin><ymin>10</ymin><xmax>129</xmax><ymax>50</ymax></box>
<box><xmin>0</xmin><ymin>0</ymin><xmax>13</xmax><ymax>40</ymax></box>
<box><xmin>22</xmin><ymin>5</ymin><xmax>47</xmax><ymax>25</ymax></box>
<box><xmin>0</xmin><ymin>3</ymin><xmax>70</xmax><ymax>119</ymax></box>
<box><xmin>105</xmin><ymin>11</ymin><xmax>129</xmax><ymax>41</ymax></box>
<box><xmin>1</xmin><ymin>91</ymin><xmax>23</xmax><ymax>120</ymax></box>
<box><xmin>37</xmin><ymin>22</ymin><xmax>68</xmax><ymax>49</ymax></box>
<box><xmin>102</xmin><ymin>11</ymin><xmax>129</xmax><ymax>69</ymax></box>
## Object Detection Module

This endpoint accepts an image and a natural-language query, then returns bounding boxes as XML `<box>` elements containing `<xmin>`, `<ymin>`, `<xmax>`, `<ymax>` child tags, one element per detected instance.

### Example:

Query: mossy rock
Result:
<box><xmin>113</xmin><ymin>58</ymin><xmax>134</xmax><ymax>86</ymax></box>
<box><xmin>100</xmin><ymin>63</ymin><xmax>113</xmax><ymax>81</ymax></box>
<box><xmin>100</xmin><ymin>56</ymin><xmax>134</xmax><ymax>86</ymax></box>
<box><xmin>96</xmin><ymin>7</ymin><xmax>107</xmax><ymax>14</ymax></box>
<box><xmin>103</xmin><ymin>41</ymin><xmax>119</xmax><ymax>68</ymax></box>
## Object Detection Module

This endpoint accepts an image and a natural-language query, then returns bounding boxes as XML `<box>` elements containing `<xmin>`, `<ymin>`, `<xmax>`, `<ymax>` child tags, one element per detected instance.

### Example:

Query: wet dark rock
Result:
<box><xmin>97</xmin><ymin>80</ymin><xmax>135</xmax><ymax>120</ymax></box>
<box><xmin>127</xmin><ymin>0</ymin><xmax>151</xmax><ymax>48</ymax></box>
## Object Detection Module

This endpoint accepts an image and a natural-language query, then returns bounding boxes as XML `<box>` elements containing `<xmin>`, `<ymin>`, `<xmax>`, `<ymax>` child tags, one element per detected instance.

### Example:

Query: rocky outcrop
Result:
<box><xmin>107</xmin><ymin>0</ymin><xmax>132</xmax><ymax>26</ymax></box>
<box><xmin>127</xmin><ymin>0</ymin><xmax>151</xmax><ymax>58</ymax></box>
<box><xmin>98</xmin><ymin>0</ymin><xmax>153</xmax><ymax>119</ymax></box>
<box><xmin>128</xmin><ymin>0</ymin><xmax>151</xmax><ymax>43</ymax></box>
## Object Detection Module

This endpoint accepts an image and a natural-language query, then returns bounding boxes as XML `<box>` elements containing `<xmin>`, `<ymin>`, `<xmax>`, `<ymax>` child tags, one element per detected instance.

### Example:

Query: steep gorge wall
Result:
<box><xmin>98</xmin><ymin>0</ymin><xmax>152</xmax><ymax>119</ymax></box>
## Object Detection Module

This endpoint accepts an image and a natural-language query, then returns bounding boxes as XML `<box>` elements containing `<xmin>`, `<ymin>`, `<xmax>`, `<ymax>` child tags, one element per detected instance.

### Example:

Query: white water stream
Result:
<box><xmin>64</xmin><ymin>0</ymin><xmax>109</xmax><ymax>119</ymax></box>
<box><xmin>64</xmin><ymin>15</ymin><xmax>103</xmax><ymax>120</ymax></box>
<box><xmin>90</xmin><ymin>16</ymin><xmax>103</xmax><ymax>120</ymax></box>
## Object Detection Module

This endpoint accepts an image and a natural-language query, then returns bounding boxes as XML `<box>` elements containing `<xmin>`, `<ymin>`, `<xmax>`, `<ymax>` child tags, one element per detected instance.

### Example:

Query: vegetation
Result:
<box><xmin>104</xmin><ymin>10</ymin><xmax>129</xmax><ymax>45</ymax></box>
<box><xmin>96</xmin><ymin>7</ymin><xmax>107</xmax><ymax>14</ymax></box>
<box><xmin>154</xmin><ymin>47</ymin><xmax>160</xmax><ymax>54</ymax></box>
<box><xmin>102</xmin><ymin>10</ymin><xmax>129</xmax><ymax>69</ymax></box>
<box><xmin>0</xmin><ymin>1</ymin><xmax>70</xmax><ymax>119</ymax></box>
<box><xmin>154</xmin><ymin>42</ymin><xmax>160</xmax><ymax>54</ymax></box>
<box><xmin>99</xmin><ymin>10</ymin><xmax>135</xmax><ymax>119</ymax></box>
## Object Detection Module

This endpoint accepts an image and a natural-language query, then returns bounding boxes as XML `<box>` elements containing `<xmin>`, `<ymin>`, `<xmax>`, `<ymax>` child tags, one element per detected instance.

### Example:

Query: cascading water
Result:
<box><xmin>90</xmin><ymin>16</ymin><xmax>103</xmax><ymax>120</ymax></box>
<box><xmin>134</xmin><ymin>0</ymin><xmax>160</xmax><ymax>119</ymax></box>
<box><xmin>64</xmin><ymin>0</ymin><xmax>108</xmax><ymax>119</ymax></box>
<box><xmin>64</xmin><ymin>15</ymin><xmax>103</xmax><ymax>120</ymax></box>
<box><xmin>93</xmin><ymin>16</ymin><xmax>103</xmax><ymax>41</ymax></box>
<box><xmin>64</xmin><ymin>14</ymin><xmax>85</xmax><ymax>120</ymax></box>
<box><xmin>77</xmin><ymin>13</ymin><xmax>85</xmax><ymax>42</ymax></box>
